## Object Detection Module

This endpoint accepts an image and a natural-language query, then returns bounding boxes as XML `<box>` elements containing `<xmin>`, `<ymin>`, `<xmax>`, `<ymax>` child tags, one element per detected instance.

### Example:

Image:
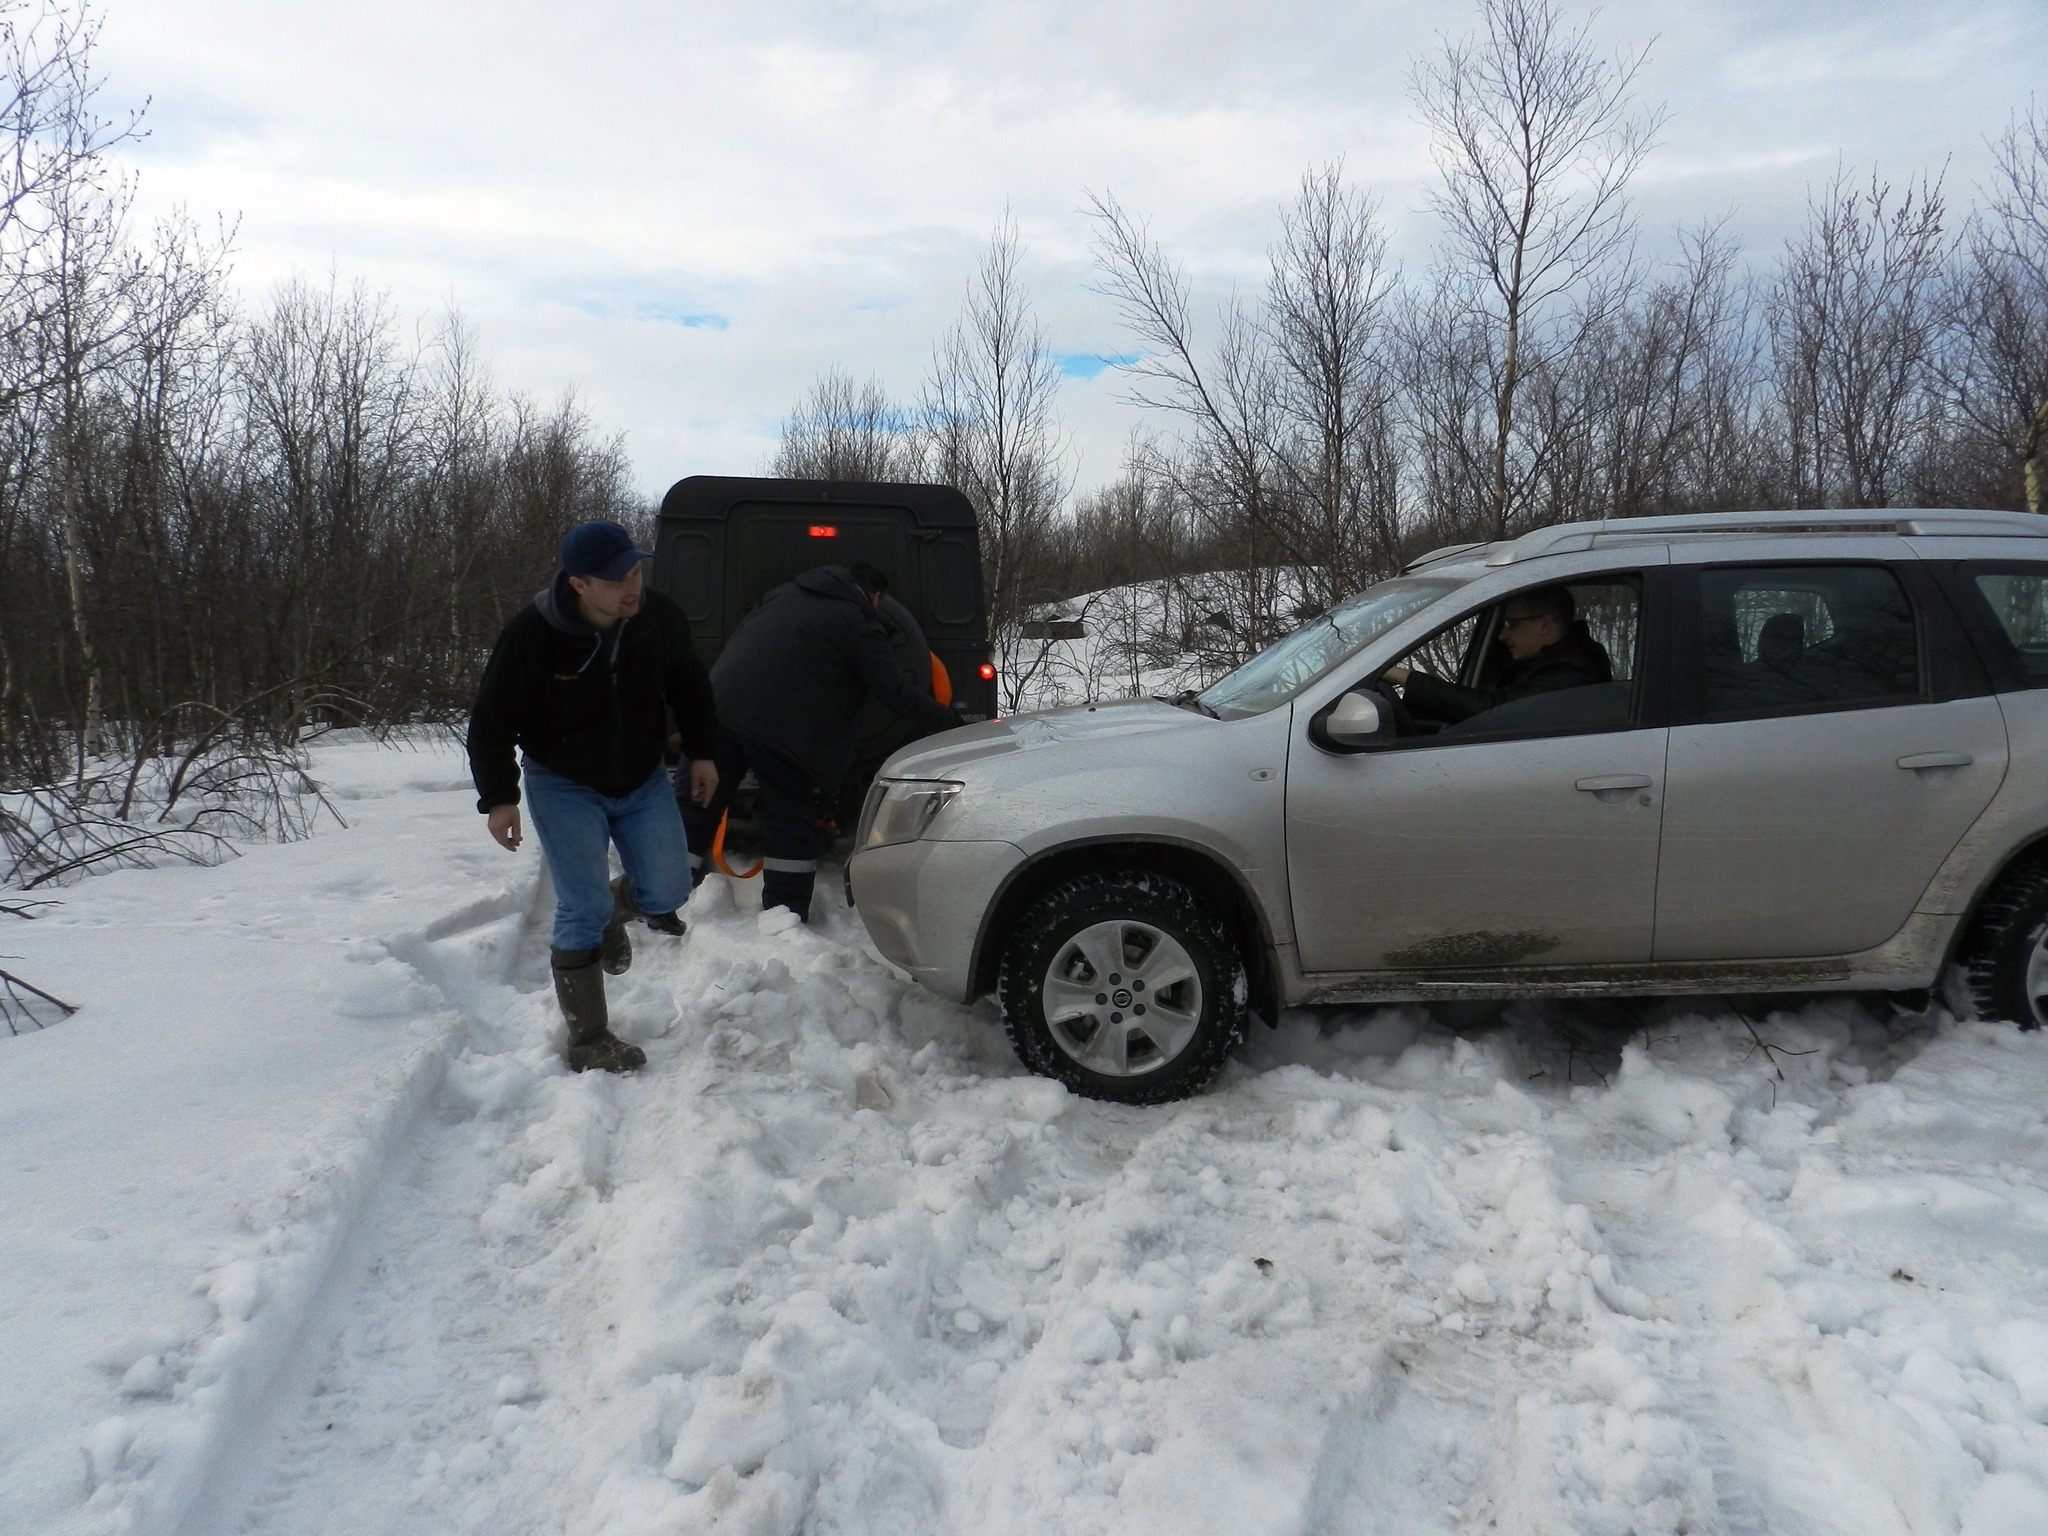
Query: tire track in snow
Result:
<box><xmin>182</xmin><ymin>863</ymin><xmax>630</xmax><ymax>1536</ymax></box>
<box><xmin>64</xmin><ymin>851</ymin><xmax>546</xmax><ymax>1536</ymax></box>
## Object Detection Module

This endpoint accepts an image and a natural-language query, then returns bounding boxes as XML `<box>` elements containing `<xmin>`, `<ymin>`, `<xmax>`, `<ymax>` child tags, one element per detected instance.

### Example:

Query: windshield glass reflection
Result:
<box><xmin>1196</xmin><ymin>577</ymin><xmax>1465</xmax><ymax>717</ymax></box>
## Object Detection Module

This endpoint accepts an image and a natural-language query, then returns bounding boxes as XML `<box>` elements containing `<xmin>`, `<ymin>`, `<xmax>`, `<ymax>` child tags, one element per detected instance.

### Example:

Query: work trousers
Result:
<box><xmin>679</xmin><ymin>729</ymin><xmax>825</xmax><ymax>921</ymax></box>
<box><xmin>523</xmin><ymin>760</ymin><xmax>693</xmax><ymax>951</ymax></box>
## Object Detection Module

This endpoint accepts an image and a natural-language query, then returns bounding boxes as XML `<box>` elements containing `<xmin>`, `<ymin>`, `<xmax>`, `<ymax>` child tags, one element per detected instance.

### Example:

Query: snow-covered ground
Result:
<box><xmin>10</xmin><ymin>737</ymin><xmax>2048</xmax><ymax>1535</ymax></box>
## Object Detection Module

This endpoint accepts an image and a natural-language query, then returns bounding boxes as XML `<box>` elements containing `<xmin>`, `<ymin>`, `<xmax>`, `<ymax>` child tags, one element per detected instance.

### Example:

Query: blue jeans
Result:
<box><xmin>523</xmin><ymin>760</ymin><xmax>693</xmax><ymax>952</ymax></box>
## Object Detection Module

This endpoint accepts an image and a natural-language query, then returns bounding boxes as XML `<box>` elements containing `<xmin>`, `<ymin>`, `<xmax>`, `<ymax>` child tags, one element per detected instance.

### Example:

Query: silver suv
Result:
<box><xmin>849</xmin><ymin>509</ymin><xmax>2048</xmax><ymax>1103</ymax></box>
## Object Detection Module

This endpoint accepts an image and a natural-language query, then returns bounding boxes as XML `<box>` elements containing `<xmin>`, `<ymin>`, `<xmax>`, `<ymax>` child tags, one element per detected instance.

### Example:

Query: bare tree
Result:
<box><xmin>1088</xmin><ymin>190</ymin><xmax>1278</xmax><ymax>601</ymax></box>
<box><xmin>0</xmin><ymin>0</ymin><xmax>143</xmax><ymax>385</ymax></box>
<box><xmin>1411</xmin><ymin>0</ymin><xmax>1662</xmax><ymax>537</ymax></box>
<box><xmin>1524</xmin><ymin>224</ymin><xmax>1772</xmax><ymax>522</ymax></box>
<box><xmin>917</xmin><ymin>213</ymin><xmax>1067</xmax><ymax>710</ymax></box>
<box><xmin>1089</xmin><ymin>163</ymin><xmax>1400</xmax><ymax>636</ymax></box>
<box><xmin>1940</xmin><ymin>107</ymin><xmax>2048</xmax><ymax>512</ymax></box>
<box><xmin>1772</xmin><ymin>170</ymin><xmax>1949</xmax><ymax>508</ymax></box>
<box><xmin>771</xmin><ymin>366</ymin><xmax>913</xmax><ymax>481</ymax></box>
<box><xmin>1264</xmin><ymin>162</ymin><xmax>1404</xmax><ymax>597</ymax></box>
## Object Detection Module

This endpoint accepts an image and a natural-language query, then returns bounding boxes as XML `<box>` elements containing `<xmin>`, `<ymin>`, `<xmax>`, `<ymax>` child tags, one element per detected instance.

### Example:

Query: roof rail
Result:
<box><xmin>1481</xmin><ymin>508</ymin><xmax>2045</xmax><ymax>566</ymax></box>
<box><xmin>1402</xmin><ymin>540</ymin><xmax>1493</xmax><ymax>572</ymax></box>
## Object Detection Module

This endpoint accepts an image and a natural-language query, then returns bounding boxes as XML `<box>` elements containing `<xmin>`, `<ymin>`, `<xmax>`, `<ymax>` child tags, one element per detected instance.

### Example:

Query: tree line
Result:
<box><xmin>775</xmin><ymin>0</ymin><xmax>2048</xmax><ymax>699</ymax></box>
<box><xmin>0</xmin><ymin>2</ymin><xmax>636</xmax><ymax>796</ymax></box>
<box><xmin>6</xmin><ymin>0</ymin><xmax>2047</xmax><ymax>791</ymax></box>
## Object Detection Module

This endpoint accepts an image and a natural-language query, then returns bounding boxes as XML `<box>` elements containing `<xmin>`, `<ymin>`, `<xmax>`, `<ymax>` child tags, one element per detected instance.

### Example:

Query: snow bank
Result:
<box><xmin>0</xmin><ymin>741</ymin><xmax>526</xmax><ymax>1535</ymax></box>
<box><xmin>13</xmin><ymin>740</ymin><xmax>2048</xmax><ymax>1535</ymax></box>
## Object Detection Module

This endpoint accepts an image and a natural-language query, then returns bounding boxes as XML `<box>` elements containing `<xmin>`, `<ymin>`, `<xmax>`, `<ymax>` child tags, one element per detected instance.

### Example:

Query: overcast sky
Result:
<box><xmin>98</xmin><ymin>0</ymin><xmax>2047</xmax><ymax>502</ymax></box>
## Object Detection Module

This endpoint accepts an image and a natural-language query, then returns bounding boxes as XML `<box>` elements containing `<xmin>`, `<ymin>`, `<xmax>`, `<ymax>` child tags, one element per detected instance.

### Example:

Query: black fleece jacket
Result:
<box><xmin>466</xmin><ymin>572</ymin><xmax>718</xmax><ymax>812</ymax></box>
<box><xmin>1401</xmin><ymin>621</ymin><xmax>1613</xmax><ymax>725</ymax></box>
<box><xmin>711</xmin><ymin>565</ymin><xmax>958</xmax><ymax>783</ymax></box>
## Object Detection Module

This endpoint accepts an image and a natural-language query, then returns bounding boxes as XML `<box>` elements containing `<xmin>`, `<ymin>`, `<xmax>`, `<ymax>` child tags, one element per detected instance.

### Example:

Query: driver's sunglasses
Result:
<box><xmin>1499</xmin><ymin>612</ymin><xmax>1546</xmax><ymax>629</ymax></box>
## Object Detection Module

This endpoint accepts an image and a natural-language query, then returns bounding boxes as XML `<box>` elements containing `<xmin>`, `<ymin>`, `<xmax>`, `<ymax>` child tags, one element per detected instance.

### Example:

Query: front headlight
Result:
<box><xmin>861</xmin><ymin>779</ymin><xmax>963</xmax><ymax>849</ymax></box>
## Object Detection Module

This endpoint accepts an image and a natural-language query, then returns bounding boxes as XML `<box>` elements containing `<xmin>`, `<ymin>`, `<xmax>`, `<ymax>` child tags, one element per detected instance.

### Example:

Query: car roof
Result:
<box><xmin>1404</xmin><ymin>508</ymin><xmax>2048</xmax><ymax>575</ymax></box>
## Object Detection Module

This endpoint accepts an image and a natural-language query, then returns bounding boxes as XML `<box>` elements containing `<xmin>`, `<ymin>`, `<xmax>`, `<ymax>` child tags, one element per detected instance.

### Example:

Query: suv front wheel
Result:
<box><xmin>998</xmin><ymin>870</ymin><xmax>1249</xmax><ymax>1104</ymax></box>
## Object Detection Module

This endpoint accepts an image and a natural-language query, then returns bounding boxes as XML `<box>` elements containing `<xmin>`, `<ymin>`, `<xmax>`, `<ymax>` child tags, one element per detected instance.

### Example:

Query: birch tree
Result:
<box><xmin>1411</xmin><ymin>0</ymin><xmax>1661</xmax><ymax>537</ymax></box>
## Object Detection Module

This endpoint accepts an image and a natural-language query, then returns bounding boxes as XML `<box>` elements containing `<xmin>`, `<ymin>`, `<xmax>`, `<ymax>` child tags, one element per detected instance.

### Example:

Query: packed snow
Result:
<box><xmin>10</xmin><ymin>736</ymin><xmax>2048</xmax><ymax>1535</ymax></box>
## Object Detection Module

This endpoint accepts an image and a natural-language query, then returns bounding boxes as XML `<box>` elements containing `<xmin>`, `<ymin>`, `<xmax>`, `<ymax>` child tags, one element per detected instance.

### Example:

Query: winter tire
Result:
<box><xmin>1959</xmin><ymin>863</ymin><xmax>2048</xmax><ymax>1030</ymax></box>
<box><xmin>998</xmin><ymin>870</ymin><xmax>1249</xmax><ymax>1105</ymax></box>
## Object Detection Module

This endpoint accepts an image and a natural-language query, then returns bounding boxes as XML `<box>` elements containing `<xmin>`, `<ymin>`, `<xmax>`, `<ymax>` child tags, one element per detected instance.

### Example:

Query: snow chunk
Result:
<box><xmin>756</xmin><ymin>906</ymin><xmax>803</xmax><ymax>938</ymax></box>
<box><xmin>1595</xmin><ymin>1044</ymin><xmax>1737</xmax><ymax>1143</ymax></box>
<box><xmin>117</xmin><ymin>1354</ymin><xmax>172</xmax><ymax>1399</ymax></box>
<box><xmin>1979</xmin><ymin>1320</ymin><xmax>2048</xmax><ymax>1420</ymax></box>
<box><xmin>1449</xmin><ymin>1262</ymin><xmax>1495</xmax><ymax>1308</ymax></box>
<box><xmin>667</xmin><ymin>1371</ymin><xmax>799</xmax><ymax>1486</ymax></box>
<box><xmin>1056</xmin><ymin>1310</ymin><xmax>1124</xmax><ymax>1365</ymax></box>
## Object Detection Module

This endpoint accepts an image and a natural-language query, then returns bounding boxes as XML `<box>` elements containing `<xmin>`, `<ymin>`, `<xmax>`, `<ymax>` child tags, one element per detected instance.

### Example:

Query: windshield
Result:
<box><xmin>1196</xmin><ymin>576</ymin><xmax>1466</xmax><ymax>717</ymax></box>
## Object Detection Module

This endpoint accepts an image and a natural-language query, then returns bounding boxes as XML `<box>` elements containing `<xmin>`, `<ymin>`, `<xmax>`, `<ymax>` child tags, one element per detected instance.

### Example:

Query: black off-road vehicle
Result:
<box><xmin>652</xmin><ymin>475</ymin><xmax>995</xmax><ymax>722</ymax></box>
<box><xmin>652</xmin><ymin>476</ymin><xmax>994</xmax><ymax>859</ymax></box>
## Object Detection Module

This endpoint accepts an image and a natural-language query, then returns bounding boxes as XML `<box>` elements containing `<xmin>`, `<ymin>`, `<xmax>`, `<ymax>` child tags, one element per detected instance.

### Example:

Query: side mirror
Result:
<box><xmin>1311</xmin><ymin>687</ymin><xmax>1395</xmax><ymax>753</ymax></box>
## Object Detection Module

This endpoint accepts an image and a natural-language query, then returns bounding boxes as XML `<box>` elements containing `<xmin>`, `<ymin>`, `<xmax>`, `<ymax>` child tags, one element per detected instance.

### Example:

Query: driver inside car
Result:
<box><xmin>1381</xmin><ymin>585</ymin><xmax>1612</xmax><ymax>725</ymax></box>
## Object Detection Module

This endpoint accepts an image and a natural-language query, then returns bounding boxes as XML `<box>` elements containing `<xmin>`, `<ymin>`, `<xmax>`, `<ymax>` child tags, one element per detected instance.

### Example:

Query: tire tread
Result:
<box><xmin>1957</xmin><ymin>859</ymin><xmax>2048</xmax><ymax>1029</ymax></box>
<box><xmin>997</xmin><ymin>869</ymin><xmax>1249</xmax><ymax>1104</ymax></box>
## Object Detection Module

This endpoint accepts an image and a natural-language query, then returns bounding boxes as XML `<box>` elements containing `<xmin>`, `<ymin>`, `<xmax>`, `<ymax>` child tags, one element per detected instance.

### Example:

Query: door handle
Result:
<box><xmin>1575</xmin><ymin>775</ymin><xmax>1653</xmax><ymax>792</ymax></box>
<box><xmin>1897</xmin><ymin>752</ymin><xmax>1974</xmax><ymax>771</ymax></box>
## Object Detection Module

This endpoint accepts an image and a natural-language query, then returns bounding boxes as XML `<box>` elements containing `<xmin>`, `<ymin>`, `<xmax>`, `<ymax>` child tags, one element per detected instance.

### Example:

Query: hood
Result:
<box><xmin>881</xmin><ymin>697</ymin><xmax>1213</xmax><ymax>781</ymax></box>
<box><xmin>535</xmin><ymin>569</ymin><xmax>597</xmax><ymax>635</ymax></box>
<box><xmin>793</xmin><ymin>565</ymin><xmax>868</xmax><ymax>607</ymax></box>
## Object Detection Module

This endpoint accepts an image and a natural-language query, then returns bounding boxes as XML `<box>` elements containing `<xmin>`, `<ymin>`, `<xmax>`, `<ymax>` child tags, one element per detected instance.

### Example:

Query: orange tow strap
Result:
<box><xmin>711</xmin><ymin>809</ymin><xmax>761</xmax><ymax>878</ymax></box>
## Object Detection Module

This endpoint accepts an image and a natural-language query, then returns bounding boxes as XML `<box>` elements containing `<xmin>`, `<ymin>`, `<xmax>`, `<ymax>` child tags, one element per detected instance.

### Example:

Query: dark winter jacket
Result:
<box><xmin>466</xmin><ymin>572</ymin><xmax>718</xmax><ymax>812</ymax></box>
<box><xmin>1401</xmin><ymin>620</ymin><xmax>1613</xmax><ymax>725</ymax></box>
<box><xmin>844</xmin><ymin>592</ymin><xmax>935</xmax><ymax>765</ymax></box>
<box><xmin>711</xmin><ymin>565</ymin><xmax>957</xmax><ymax>783</ymax></box>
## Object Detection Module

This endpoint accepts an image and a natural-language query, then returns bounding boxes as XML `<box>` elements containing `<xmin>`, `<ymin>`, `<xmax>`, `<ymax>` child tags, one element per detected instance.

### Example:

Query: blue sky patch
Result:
<box><xmin>1055</xmin><ymin>352</ymin><xmax>1135</xmax><ymax>381</ymax></box>
<box><xmin>645</xmin><ymin>307</ymin><xmax>728</xmax><ymax>330</ymax></box>
<box><xmin>551</xmin><ymin>289</ymin><xmax>729</xmax><ymax>329</ymax></box>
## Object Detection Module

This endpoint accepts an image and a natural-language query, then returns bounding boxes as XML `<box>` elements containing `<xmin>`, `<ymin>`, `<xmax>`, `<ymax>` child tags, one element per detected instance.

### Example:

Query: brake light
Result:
<box><xmin>978</xmin><ymin>662</ymin><xmax>996</xmax><ymax>682</ymax></box>
<box><xmin>809</xmin><ymin>524</ymin><xmax>837</xmax><ymax>538</ymax></box>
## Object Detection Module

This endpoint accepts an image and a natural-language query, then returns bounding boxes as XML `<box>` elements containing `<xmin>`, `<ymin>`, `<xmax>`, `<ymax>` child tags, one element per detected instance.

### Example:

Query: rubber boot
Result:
<box><xmin>551</xmin><ymin>946</ymin><xmax>646</xmax><ymax>1073</ymax></box>
<box><xmin>601</xmin><ymin>877</ymin><xmax>635</xmax><ymax>976</ymax></box>
<box><xmin>607</xmin><ymin>873</ymin><xmax>687</xmax><ymax>957</ymax></box>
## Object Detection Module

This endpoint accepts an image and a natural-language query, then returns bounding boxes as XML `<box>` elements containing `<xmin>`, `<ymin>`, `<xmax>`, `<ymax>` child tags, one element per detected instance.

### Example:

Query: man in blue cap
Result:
<box><xmin>467</xmin><ymin>519</ymin><xmax>719</xmax><ymax>1072</ymax></box>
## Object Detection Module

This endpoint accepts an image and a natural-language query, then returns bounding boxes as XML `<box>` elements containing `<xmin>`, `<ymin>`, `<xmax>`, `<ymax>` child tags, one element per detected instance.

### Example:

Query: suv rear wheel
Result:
<box><xmin>998</xmin><ymin>870</ymin><xmax>1249</xmax><ymax>1104</ymax></box>
<box><xmin>1960</xmin><ymin>864</ymin><xmax>2048</xmax><ymax>1030</ymax></box>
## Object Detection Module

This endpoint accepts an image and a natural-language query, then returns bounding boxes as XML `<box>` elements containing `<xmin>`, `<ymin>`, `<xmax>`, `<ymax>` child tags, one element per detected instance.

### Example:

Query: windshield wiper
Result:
<box><xmin>1166</xmin><ymin>689</ymin><xmax>1219</xmax><ymax>718</ymax></box>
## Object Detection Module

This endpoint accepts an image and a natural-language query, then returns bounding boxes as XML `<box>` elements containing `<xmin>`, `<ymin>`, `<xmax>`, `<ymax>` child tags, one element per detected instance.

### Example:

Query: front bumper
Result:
<box><xmin>849</xmin><ymin>838</ymin><xmax>1026</xmax><ymax>1002</ymax></box>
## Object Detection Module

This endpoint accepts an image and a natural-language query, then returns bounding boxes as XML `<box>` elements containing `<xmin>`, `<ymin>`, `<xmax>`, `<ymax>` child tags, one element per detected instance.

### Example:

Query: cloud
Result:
<box><xmin>97</xmin><ymin>0</ymin><xmax>2048</xmax><ymax>497</ymax></box>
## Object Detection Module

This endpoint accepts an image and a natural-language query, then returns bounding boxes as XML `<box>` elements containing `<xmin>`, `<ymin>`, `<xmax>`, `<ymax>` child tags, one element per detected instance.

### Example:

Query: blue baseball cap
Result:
<box><xmin>560</xmin><ymin>520</ymin><xmax>652</xmax><ymax>582</ymax></box>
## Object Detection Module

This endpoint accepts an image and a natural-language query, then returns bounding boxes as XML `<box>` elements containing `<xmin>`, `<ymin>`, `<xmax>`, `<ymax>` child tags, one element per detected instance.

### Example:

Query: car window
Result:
<box><xmin>1407</xmin><ymin>611</ymin><xmax>1479</xmax><ymax>685</ymax></box>
<box><xmin>1379</xmin><ymin>574</ymin><xmax>1643</xmax><ymax>744</ymax></box>
<box><xmin>1698</xmin><ymin>564</ymin><xmax>1920</xmax><ymax>717</ymax></box>
<box><xmin>1197</xmin><ymin>575</ymin><xmax>1467</xmax><ymax>717</ymax></box>
<box><xmin>1576</xmin><ymin>583</ymin><xmax>1639</xmax><ymax>684</ymax></box>
<box><xmin>1972</xmin><ymin>570</ymin><xmax>2048</xmax><ymax>683</ymax></box>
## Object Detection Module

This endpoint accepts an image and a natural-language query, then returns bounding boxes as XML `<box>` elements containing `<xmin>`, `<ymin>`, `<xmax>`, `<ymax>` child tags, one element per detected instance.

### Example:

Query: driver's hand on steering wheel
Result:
<box><xmin>1383</xmin><ymin>662</ymin><xmax>1412</xmax><ymax>687</ymax></box>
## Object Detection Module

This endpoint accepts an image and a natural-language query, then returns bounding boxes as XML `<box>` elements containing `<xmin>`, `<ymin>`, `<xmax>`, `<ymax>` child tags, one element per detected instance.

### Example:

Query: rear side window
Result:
<box><xmin>1698</xmin><ymin>564</ymin><xmax>1920</xmax><ymax>717</ymax></box>
<box><xmin>1972</xmin><ymin>571</ymin><xmax>2048</xmax><ymax>683</ymax></box>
